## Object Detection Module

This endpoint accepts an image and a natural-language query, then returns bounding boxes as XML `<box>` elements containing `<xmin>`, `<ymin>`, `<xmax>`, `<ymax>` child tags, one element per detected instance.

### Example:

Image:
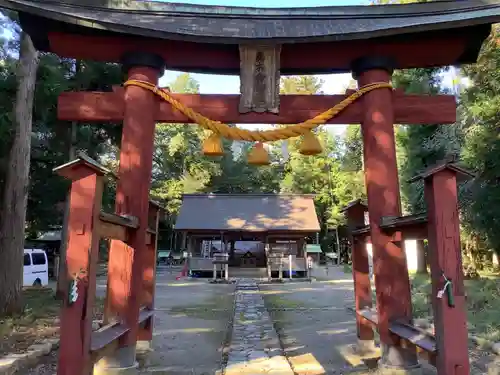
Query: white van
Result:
<box><xmin>23</xmin><ymin>249</ymin><xmax>49</xmax><ymax>287</ymax></box>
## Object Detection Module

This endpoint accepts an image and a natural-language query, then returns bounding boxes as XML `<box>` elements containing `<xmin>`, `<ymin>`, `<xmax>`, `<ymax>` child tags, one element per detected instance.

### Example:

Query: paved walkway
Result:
<box><xmin>224</xmin><ymin>279</ymin><xmax>294</xmax><ymax>375</ymax></box>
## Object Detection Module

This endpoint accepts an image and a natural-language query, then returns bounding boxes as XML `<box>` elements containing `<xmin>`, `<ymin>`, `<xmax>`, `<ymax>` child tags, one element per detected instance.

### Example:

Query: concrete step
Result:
<box><xmin>228</xmin><ymin>267</ymin><xmax>268</xmax><ymax>278</ymax></box>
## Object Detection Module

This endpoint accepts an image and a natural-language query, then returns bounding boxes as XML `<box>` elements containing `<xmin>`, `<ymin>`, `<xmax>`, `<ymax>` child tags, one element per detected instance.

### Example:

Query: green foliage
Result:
<box><xmin>0</xmin><ymin>15</ymin><xmax>124</xmax><ymax>234</ymax></box>
<box><xmin>2</xmin><ymin>5</ymin><xmax>500</xmax><ymax>267</ymax></box>
<box><xmin>410</xmin><ymin>273</ymin><xmax>500</xmax><ymax>342</ymax></box>
<box><xmin>460</xmin><ymin>27</ymin><xmax>500</xmax><ymax>257</ymax></box>
<box><xmin>393</xmin><ymin>67</ymin><xmax>452</xmax><ymax>212</ymax></box>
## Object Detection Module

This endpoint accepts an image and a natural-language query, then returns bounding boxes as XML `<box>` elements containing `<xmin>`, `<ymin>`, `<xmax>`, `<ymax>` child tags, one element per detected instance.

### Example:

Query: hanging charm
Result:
<box><xmin>436</xmin><ymin>273</ymin><xmax>455</xmax><ymax>307</ymax></box>
<box><xmin>299</xmin><ymin>131</ymin><xmax>323</xmax><ymax>156</ymax></box>
<box><xmin>247</xmin><ymin>142</ymin><xmax>270</xmax><ymax>165</ymax></box>
<box><xmin>202</xmin><ymin>133</ymin><xmax>224</xmax><ymax>156</ymax></box>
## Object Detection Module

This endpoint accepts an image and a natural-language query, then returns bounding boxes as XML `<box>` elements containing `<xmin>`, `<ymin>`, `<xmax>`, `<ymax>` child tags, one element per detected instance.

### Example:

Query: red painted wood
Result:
<box><xmin>138</xmin><ymin>203</ymin><xmax>160</xmax><ymax>341</ymax></box>
<box><xmin>105</xmin><ymin>66</ymin><xmax>161</xmax><ymax>348</ymax></box>
<box><xmin>48</xmin><ymin>28</ymin><xmax>471</xmax><ymax>73</ymax></box>
<box><xmin>57</xmin><ymin>167</ymin><xmax>103</xmax><ymax>375</ymax></box>
<box><xmin>357</xmin><ymin>69</ymin><xmax>414</xmax><ymax>345</ymax></box>
<box><xmin>424</xmin><ymin>169</ymin><xmax>470</xmax><ymax>375</ymax></box>
<box><xmin>345</xmin><ymin>203</ymin><xmax>374</xmax><ymax>341</ymax></box>
<box><xmin>57</xmin><ymin>89</ymin><xmax>456</xmax><ymax>125</ymax></box>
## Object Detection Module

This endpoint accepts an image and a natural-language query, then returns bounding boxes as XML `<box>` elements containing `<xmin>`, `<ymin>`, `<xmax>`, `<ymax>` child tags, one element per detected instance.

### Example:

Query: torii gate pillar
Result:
<box><xmin>353</xmin><ymin>56</ymin><xmax>420</xmax><ymax>373</ymax></box>
<box><xmin>95</xmin><ymin>52</ymin><xmax>165</xmax><ymax>375</ymax></box>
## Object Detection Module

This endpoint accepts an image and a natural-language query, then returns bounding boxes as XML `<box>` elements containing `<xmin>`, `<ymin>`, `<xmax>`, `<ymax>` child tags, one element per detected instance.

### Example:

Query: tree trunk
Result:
<box><xmin>416</xmin><ymin>239</ymin><xmax>428</xmax><ymax>274</ymax></box>
<box><xmin>0</xmin><ymin>32</ymin><xmax>39</xmax><ymax>316</ymax></box>
<box><xmin>56</xmin><ymin>121</ymin><xmax>77</xmax><ymax>298</ymax></box>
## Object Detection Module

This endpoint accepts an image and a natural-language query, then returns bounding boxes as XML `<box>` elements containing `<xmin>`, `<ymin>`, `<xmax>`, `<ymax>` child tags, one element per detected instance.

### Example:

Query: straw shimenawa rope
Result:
<box><xmin>123</xmin><ymin>80</ymin><xmax>393</xmax><ymax>143</ymax></box>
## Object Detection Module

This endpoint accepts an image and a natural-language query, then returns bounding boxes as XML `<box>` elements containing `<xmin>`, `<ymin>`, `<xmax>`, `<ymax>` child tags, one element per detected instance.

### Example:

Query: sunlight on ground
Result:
<box><xmin>258</xmin><ymin>290</ymin><xmax>292</xmax><ymax>295</ymax></box>
<box><xmin>224</xmin><ymin>354</ymin><xmax>293</xmax><ymax>375</ymax></box>
<box><xmin>164</xmin><ymin>282</ymin><xmax>206</xmax><ymax>287</ymax></box>
<box><xmin>288</xmin><ymin>353</ymin><xmax>326</xmax><ymax>375</ymax></box>
<box><xmin>317</xmin><ymin>279</ymin><xmax>353</xmax><ymax>284</ymax></box>
<box><xmin>153</xmin><ymin>327</ymin><xmax>215</xmax><ymax>335</ymax></box>
<box><xmin>316</xmin><ymin>328</ymin><xmax>350</xmax><ymax>335</ymax></box>
<box><xmin>223</xmin><ymin>350</ymin><xmax>373</xmax><ymax>375</ymax></box>
<box><xmin>338</xmin><ymin>343</ymin><xmax>381</xmax><ymax>367</ymax></box>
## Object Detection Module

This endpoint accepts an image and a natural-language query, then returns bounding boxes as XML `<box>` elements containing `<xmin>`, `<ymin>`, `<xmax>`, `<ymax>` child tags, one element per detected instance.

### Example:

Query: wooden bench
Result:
<box><xmin>389</xmin><ymin>320</ymin><xmax>437</xmax><ymax>366</ymax></box>
<box><xmin>355</xmin><ymin>309</ymin><xmax>437</xmax><ymax>366</ymax></box>
<box><xmin>90</xmin><ymin>308</ymin><xmax>154</xmax><ymax>362</ymax></box>
<box><xmin>357</xmin><ymin>308</ymin><xmax>378</xmax><ymax>328</ymax></box>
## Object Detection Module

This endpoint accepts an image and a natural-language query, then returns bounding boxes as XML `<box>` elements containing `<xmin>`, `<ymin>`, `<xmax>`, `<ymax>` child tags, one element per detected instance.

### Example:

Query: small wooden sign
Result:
<box><xmin>239</xmin><ymin>44</ymin><xmax>281</xmax><ymax>114</ymax></box>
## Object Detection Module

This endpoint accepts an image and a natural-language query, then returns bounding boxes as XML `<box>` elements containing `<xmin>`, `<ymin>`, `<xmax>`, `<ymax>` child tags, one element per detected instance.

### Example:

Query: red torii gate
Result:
<box><xmin>3</xmin><ymin>0</ymin><xmax>500</xmax><ymax>374</ymax></box>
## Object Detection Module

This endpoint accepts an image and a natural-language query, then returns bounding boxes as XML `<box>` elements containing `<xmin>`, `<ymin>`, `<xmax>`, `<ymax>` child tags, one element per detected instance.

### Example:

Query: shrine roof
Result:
<box><xmin>3</xmin><ymin>0</ymin><xmax>500</xmax><ymax>44</ymax></box>
<box><xmin>3</xmin><ymin>0</ymin><xmax>500</xmax><ymax>73</ymax></box>
<box><xmin>175</xmin><ymin>194</ymin><xmax>320</xmax><ymax>232</ymax></box>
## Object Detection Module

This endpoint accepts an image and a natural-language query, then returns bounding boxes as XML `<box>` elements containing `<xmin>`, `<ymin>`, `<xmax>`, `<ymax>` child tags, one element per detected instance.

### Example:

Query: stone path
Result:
<box><xmin>260</xmin><ymin>268</ymin><xmax>375</xmax><ymax>375</ymax></box>
<box><xmin>224</xmin><ymin>279</ymin><xmax>294</xmax><ymax>375</ymax></box>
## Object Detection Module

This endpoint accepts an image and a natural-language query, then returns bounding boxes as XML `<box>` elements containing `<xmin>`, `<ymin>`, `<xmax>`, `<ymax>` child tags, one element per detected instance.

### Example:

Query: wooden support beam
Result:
<box><xmin>53</xmin><ymin>158</ymin><xmax>105</xmax><ymax>375</ymax></box>
<box><xmin>343</xmin><ymin>200</ymin><xmax>374</xmax><ymax>343</ymax></box>
<box><xmin>138</xmin><ymin>203</ymin><xmax>161</xmax><ymax>342</ymax></box>
<box><xmin>58</xmin><ymin>88</ymin><xmax>456</xmax><ymax>125</ymax></box>
<box><xmin>98</xmin><ymin>221</ymin><xmax>127</xmax><ymax>242</ymax></box>
<box><xmin>97</xmin><ymin>213</ymin><xmax>139</xmax><ymax>241</ymax></box>
<box><xmin>104</xmin><ymin>62</ymin><xmax>161</xmax><ymax>364</ymax></box>
<box><xmin>418</xmin><ymin>163</ymin><xmax>472</xmax><ymax>375</ymax></box>
<box><xmin>380</xmin><ymin>213</ymin><xmax>428</xmax><ymax>240</ymax></box>
<box><xmin>356</xmin><ymin>64</ymin><xmax>418</xmax><ymax>369</ymax></box>
<box><xmin>100</xmin><ymin>212</ymin><xmax>139</xmax><ymax>228</ymax></box>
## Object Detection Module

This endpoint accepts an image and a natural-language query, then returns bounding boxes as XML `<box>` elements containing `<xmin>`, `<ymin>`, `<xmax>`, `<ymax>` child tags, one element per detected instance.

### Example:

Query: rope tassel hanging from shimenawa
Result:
<box><xmin>202</xmin><ymin>133</ymin><xmax>224</xmax><ymax>156</ymax></box>
<box><xmin>299</xmin><ymin>131</ymin><xmax>323</xmax><ymax>156</ymax></box>
<box><xmin>247</xmin><ymin>142</ymin><xmax>270</xmax><ymax>166</ymax></box>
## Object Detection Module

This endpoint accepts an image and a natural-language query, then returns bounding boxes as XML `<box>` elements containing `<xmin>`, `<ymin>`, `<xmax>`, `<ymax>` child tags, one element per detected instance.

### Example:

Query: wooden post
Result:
<box><xmin>304</xmin><ymin>246</ymin><xmax>309</xmax><ymax>279</ymax></box>
<box><xmin>279</xmin><ymin>257</ymin><xmax>283</xmax><ymax>280</ymax></box>
<box><xmin>137</xmin><ymin>201</ymin><xmax>161</xmax><ymax>350</ymax></box>
<box><xmin>342</xmin><ymin>200</ymin><xmax>374</xmax><ymax>349</ymax></box>
<box><xmin>414</xmin><ymin>163</ymin><xmax>473</xmax><ymax>375</ymax></box>
<box><xmin>353</xmin><ymin>56</ymin><xmax>419</xmax><ymax>370</ymax></box>
<box><xmin>53</xmin><ymin>155</ymin><xmax>107</xmax><ymax>375</ymax></box>
<box><xmin>99</xmin><ymin>52</ymin><xmax>164</xmax><ymax>372</ymax></box>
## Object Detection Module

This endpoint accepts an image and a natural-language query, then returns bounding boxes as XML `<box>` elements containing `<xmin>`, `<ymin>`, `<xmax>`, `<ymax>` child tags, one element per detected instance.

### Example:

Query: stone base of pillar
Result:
<box><xmin>376</xmin><ymin>344</ymin><xmax>421</xmax><ymax>375</ymax></box>
<box><xmin>135</xmin><ymin>340</ymin><xmax>153</xmax><ymax>367</ymax></box>
<box><xmin>375</xmin><ymin>364</ymin><xmax>422</xmax><ymax>375</ymax></box>
<box><xmin>94</xmin><ymin>346</ymin><xmax>138</xmax><ymax>375</ymax></box>
<box><xmin>352</xmin><ymin>339</ymin><xmax>378</xmax><ymax>356</ymax></box>
<box><xmin>93</xmin><ymin>362</ymin><xmax>138</xmax><ymax>375</ymax></box>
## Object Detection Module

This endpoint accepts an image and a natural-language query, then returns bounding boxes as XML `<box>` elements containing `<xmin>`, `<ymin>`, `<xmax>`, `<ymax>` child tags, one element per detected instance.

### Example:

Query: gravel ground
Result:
<box><xmin>260</xmin><ymin>266</ymin><xmax>498</xmax><ymax>375</ymax></box>
<box><xmin>13</xmin><ymin>266</ymin><xmax>499</xmax><ymax>375</ymax></box>
<box><xmin>16</xmin><ymin>266</ymin><xmax>235</xmax><ymax>375</ymax></box>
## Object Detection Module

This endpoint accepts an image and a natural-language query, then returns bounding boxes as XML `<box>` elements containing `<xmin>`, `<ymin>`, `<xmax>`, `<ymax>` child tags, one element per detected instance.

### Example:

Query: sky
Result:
<box><xmin>157</xmin><ymin>0</ymin><xmax>370</xmax><ymax>137</ymax></box>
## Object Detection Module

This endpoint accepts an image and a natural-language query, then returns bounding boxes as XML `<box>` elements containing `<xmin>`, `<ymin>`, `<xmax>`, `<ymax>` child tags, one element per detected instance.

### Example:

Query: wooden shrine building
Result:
<box><xmin>2</xmin><ymin>0</ymin><xmax>500</xmax><ymax>374</ymax></box>
<box><xmin>175</xmin><ymin>194</ymin><xmax>320</xmax><ymax>277</ymax></box>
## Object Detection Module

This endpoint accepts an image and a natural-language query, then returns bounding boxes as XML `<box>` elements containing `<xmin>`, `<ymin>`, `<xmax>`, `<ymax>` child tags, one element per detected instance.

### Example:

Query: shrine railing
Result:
<box><xmin>53</xmin><ymin>152</ymin><xmax>161</xmax><ymax>375</ymax></box>
<box><xmin>343</xmin><ymin>162</ymin><xmax>473</xmax><ymax>374</ymax></box>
